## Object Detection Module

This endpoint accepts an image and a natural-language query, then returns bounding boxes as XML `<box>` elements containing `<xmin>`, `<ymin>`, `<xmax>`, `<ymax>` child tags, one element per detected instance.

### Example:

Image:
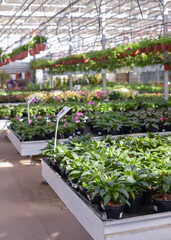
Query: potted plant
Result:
<box><xmin>73</xmin><ymin>112</ymin><xmax>86</xmax><ymax>136</ymax></box>
<box><xmin>152</xmin><ymin>170</ymin><xmax>171</xmax><ymax>212</ymax></box>
<box><xmin>62</xmin><ymin>121</ymin><xmax>76</xmax><ymax>138</ymax></box>
<box><xmin>91</xmin><ymin>174</ymin><xmax>129</xmax><ymax>219</ymax></box>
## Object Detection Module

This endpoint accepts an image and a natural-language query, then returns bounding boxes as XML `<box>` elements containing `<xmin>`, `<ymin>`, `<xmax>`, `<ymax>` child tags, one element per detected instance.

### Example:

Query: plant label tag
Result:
<box><xmin>71</xmin><ymin>183</ymin><xmax>78</xmax><ymax>189</ymax></box>
<box><xmin>98</xmin><ymin>131</ymin><xmax>102</xmax><ymax>135</ymax></box>
<box><xmin>28</xmin><ymin>95</ymin><xmax>35</xmax><ymax>104</ymax></box>
<box><xmin>57</xmin><ymin>106</ymin><xmax>71</xmax><ymax>120</ymax></box>
<box><xmin>74</xmin><ymin>85</ymin><xmax>81</xmax><ymax>91</ymax></box>
<box><xmin>154</xmin><ymin>205</ymin><xmax>158</xmax><ymax>211</ymax></box>
<box><xmin>77</xmin><ymin>131</ymin><xmax>81</xmax><ymax>135</ymax></box>
<box><xmin>54</xmin><ymin>106</ymin><xmax>71</xmax><ymax>158</ymax></box>
<box><xmin>69</xmin><ymin>136</ymin><xmax>73</xmax><ymax>139</ymax></box>
<box><xmin>119</xmin><ymin>212</ymin><xmax>123</xmax><ymax>218</ymax></box>
<box><xmin>162</xmin><ymin>129</ymin><xmax>165</xmax><ymax>132</ymax></box>
<box><xmin>27</xmin><ymin>95</ymin><xmax>35</xmax><ymax>124</ymax></box>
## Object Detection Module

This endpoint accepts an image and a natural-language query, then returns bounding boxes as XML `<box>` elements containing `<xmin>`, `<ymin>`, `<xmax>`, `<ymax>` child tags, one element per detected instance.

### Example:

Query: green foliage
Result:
<box><xmin>43</xmin><ymin>133</ymin><xmax>171</xmax><ymax>205</ymax></box>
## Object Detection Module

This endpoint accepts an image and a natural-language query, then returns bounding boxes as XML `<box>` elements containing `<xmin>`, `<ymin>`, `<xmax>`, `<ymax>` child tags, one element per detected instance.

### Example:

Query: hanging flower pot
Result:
<box><xmin>161</xmin><ymin>43</ymin><xmax>168</xmax><ymax>52</ymax></box>
<box><xmin>41</xmin><ymin>43</ymin><xmax>46</xmax><ymax>51</ymax></box>
<box><xmin>140</xmin><ymin>48</ymin><xmax>146</xmax><ymax>54</ymax></box>
<box><xmin>21</xmin><ymin>51</ymin><xmax>28</xmax><ymax>59</ymax></box>
<box><xmin>30</xmin><ymin>49</ymin><xmax>35</xmax><ymax>56</ymax></box>
<box><xmin>36</xmin><ymin>43</ymin><xmax>42</xmax><ymax>52</ymax></box>
<box><xmin>11</xmin><ymin>57</ymin><xmax>15</xmax><ymax>62</ymax></box>
<box><xmin>145</xmin><ymin>47</ymin><xmax>153</xmax><ymax>54</ymax></box>
<box><xmin>33</xmin><ymin>47</ymin><xmax>40</xmax><ymax>54</ymax></box>
<box><xmin>6</xmin><ymin>58</ymin><xmax>12</xmax><ymax>64</ymax></box>
<box><xmin>154</xmin><ymin>44</ymin><xmax>162</xmax><ymax>52</ymax></box>
<box><xmin>164</xmin><ymin>63</ymin><xmax>171</xmax><ymax>71</ymax></box>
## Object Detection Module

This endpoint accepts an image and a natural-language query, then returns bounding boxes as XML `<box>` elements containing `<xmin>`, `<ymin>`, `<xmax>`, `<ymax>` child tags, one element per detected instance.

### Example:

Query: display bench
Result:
<box><xmin>7</xmin><ymin>127</ymin><xmax>50</xmax><ymax>156</ymax></box>
<box><xmin>7</xmin><ymin>127</ymin><xmax>66</xmax><ymax>156</ymax></box>
<box><xmin>7</xmin><ymin>127</ymin><xmax>171</xmax><ymax>157</ymax></box>
<box><xmin>42</xmin><ymin>159</ymin><xmax>171</xmax><ymax>240</ymax></box>
<box><xmin>0</xmin><ymin>119</ymin><xmax>11</xmax><ymax>131</ymax></box>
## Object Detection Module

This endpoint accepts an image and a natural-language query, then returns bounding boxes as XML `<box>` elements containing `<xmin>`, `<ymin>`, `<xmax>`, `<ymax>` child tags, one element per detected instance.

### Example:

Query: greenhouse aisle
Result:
<box><xmin>0</xmin><ymin>131</ymin><xmax>93</xmax><ymax>240</ymax></box>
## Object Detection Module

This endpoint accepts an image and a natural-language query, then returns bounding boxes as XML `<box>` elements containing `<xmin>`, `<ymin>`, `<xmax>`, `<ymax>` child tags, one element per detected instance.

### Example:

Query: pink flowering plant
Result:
<box><xmin>72</xmin><ymin>112</ymin><xmax>86</xmax><ymax>130</ymax></box>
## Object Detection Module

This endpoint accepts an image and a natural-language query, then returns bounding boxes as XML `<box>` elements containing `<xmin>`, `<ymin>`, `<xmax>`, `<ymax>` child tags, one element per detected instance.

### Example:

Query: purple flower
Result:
<box><xmin>88</xmin><ymin>102</ymin><xmax>95</xmax><ymax>105</ymax></box>
<box><xmin>127</xmin><ymin>48</ymin><xmax>131</xmax><ymax>51</ymax></box>
<box><xmin>29</xmin><ymin>120</ymin><xmax>32</xmax><ymax>124</ymax></box>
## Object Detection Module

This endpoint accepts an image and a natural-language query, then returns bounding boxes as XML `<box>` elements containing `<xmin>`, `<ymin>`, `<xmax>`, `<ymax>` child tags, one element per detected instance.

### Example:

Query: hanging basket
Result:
<box><xmin>41</xmin><ymin>43</ymin><xmax>46</xmax><ymax>51</ymax></box>
<box><xmin>32</xmin><ymin>47</ymin><xmax>40</xmax><ymax>54</ymax></box>
<box><xmin>21</xmin><ymin>51</ymin><xmax>28</xmax><ymax>59</ymax></box>
<box><xmin>36</xmin><ymin>43</ymin><xmax>42</xmax><ymax>52</ymax></box>
<box><xmin>6</xmin><ymin>58</ymin><xmax>12</xmax><ymax>64</ymax></box>
<box><xmin>161</xmin><ymin>43</ymin><xmax>168</xmax><ymax>52</ymax></box>
<box><xmin>164</xmin><ymin>63</ymin><xmax>171</xmax><ymax>71</ymax></box>
<box><xmin>29</xmin><ymin>49</ymin><xmax>35</xmax><ymax>56</ymax></box>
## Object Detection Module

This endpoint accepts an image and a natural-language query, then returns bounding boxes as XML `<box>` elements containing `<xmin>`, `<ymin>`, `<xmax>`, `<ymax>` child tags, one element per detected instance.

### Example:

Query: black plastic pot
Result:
<box><xmin>78</xmin><ymin>185</ymin><xmax>88</xmax><ymax>198</ymax></box>
<box><xmin>131</xmin><ymin>127</ymin><xmax>143</xmax><ymax>133</ymax></box>
<box><xmin>124</xmin><ymin>195</ymin><xmax>142</xmax><ymax>213</ymax></box>
<box><xmin>64</xmin><ymin>132</ymin><xmax>74</xmax><ymax>139</ymax></box>
<box><xmin>121</xmin><ymin>126</ymin><xmax>131</xmax><ymax>134</ymax></box>
<box><xmin>75</xmin><ymin>129</ymin><xmax>84</xmax><ymax>136</ymax></box>
<box><xmin>104</xmin><ymin>203</ymin><xmax>125</xmax><ymax>219</ymax></box>
<box><xmin>95</xmin><ymin>128</ymin><xmax>108</xmax><ymax>136</ymax></box>
<box><xmin>145</xmin><ymin>127</ymin><xmax>159</xmax><ymax>133</ymax></box>
<box><xmin>69</xmin><ymin>178</ymin><xmax>79</xmax><ymax>190</ymax></box>
<box><xmin>152</xmin><ymin>194</ymin><xmax>171</xmax><ymax>212</ymax></box>
<box><xmin>141</xmin><ymin>190</ymin><xmax>156</xmax><ymax>206</ymax></box>
<box><xmin>50</xmin><ymin>161</ymin><xmax>60</xmax><ymax>174</ymax></box>
<box><xmin>109</xmin><ymin>130</ymin><xmax>120</xmax><ymax>135</ymax></box>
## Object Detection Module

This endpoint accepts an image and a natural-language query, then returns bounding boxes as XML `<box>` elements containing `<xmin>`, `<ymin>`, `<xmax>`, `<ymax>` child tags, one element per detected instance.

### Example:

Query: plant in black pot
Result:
<box><xmin>90</xmin><ymin>173</ymin><xmax>130</xmax><ymax>219</ymax></box>
<box><xmin>152</xmin><ymin>170</ymin><xmax>171</xmax><ymax>212</ymax></box>
<box><xmin>73</xmin><ymin>112</ymin><xmax>86</xmax><ymax>136</ymax></box>
<box><xmin>144</xmin><ymin>117</ymin><xmax>159</xmax><ymax>133</ymax></box>
<box><xmin>43</xmin><ymin>141</ymin><xmax>70</xmax><ymax>179</ymax></box>
<box><xmin>121</xmin><ymin>164</ymin><xmax>150</xmax><ymax>213</ymax></box>
<box><xmin>62</xmin><ymin>121</ymin><xmax>77</xmax><ymax>138</ymax></box>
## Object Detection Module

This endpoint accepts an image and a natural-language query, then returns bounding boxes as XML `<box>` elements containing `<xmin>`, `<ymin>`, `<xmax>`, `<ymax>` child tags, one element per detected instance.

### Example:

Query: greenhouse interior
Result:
<box><xmin>0</xmin><ymin>0</ymin><xmax>171</xmax><ymax>239</ymax></box>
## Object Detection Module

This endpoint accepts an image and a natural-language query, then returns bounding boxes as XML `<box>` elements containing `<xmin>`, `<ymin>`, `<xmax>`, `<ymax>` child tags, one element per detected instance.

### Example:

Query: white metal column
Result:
<box><xmin>49</xmin><ymin>53</ymin><xmax>53</xmax><ymax>88</ymax></box>
<box><xmin>101</xmin><ymin>0</ymin><xmax>106</xmax><ymax>92</ymax></box>
<box><xmin>68</xmin><ymin>14</ymin><xmax>73</xmax><ymax>90</ymax></box>
<box><xmin>155</xmin><ymin>70</ymin><xmax>160</xmax><ymax>85</ymax></box>
<box><xmin>163</xmin><ymin>0</ymin><xmax>169</xmax><ymax>100</ymax></box>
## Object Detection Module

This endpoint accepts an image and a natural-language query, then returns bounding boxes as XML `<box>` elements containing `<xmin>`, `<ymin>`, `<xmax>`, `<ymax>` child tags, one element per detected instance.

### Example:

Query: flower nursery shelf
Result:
<box><xmin>7</xmin><ymin>128</ymin><xmax>48</xmax><ymax>156</ymax></box>
<box><xmin>7</xmin><ymin>127</ymin><xmax>67</xmax><ymax>156</ymax></box>
<box><xmin>7</xmin><ymin>128</ymin><xmax>171</xmax><ymax>157</ymax></box>
<box><xmin>42</xmin><ymin>159</ymin><xmax>171</xmax><ymax>240</ymax></box>
<box><xmin>0</xmin><ymin>120</ymin><xmax>11</xmax><ymax>131</ymax></box>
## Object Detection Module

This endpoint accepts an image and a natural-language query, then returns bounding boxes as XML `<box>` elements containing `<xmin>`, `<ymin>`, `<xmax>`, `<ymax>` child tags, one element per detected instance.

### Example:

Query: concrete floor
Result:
<box><xmin>0</xmin><ymin>131</ymin><xmax>93</xmax><ymax>240</ymax></box>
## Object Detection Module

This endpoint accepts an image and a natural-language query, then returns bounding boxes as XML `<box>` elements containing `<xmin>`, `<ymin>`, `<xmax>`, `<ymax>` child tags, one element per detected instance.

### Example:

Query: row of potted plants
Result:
<box><xmin>29</xmin><ymin>35</ymin><xmax>171</xmax><ymax>73</ymax></box>
<box><xmin>8</xmin><ymin>107</ymin><xmax>171</xmax><ymax>141</ymax></box>
<box><xmin>42</xmin><ymin>133</ymin><xmax>171</xmax><ymax>219</ymax></box>
<box><xmin>0</xmin><ymin>96</ymin><xmax>171</xmax><ymax>120</ymax></box>
<box><xmin>0</xmin><ymin>87</ymin><xmax>169</xmax><ymax>104</ymax></box>
<box><xmin>0</xmin><ymin>35</ymin><xmax>47</xmax><ymax>66</ymax></box>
